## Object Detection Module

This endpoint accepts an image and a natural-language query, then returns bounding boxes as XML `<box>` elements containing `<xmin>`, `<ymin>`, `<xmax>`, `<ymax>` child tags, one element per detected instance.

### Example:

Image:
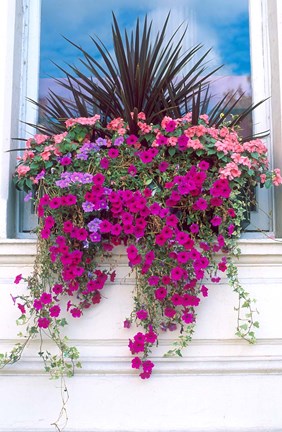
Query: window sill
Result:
<box><xmin>1</xmin><ymin>238</ymin><xmax>282</xmax><ymax>265</ymax></box>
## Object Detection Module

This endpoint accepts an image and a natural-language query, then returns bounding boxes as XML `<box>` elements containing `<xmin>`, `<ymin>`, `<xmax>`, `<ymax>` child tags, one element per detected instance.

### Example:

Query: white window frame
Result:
<box><xmin>17</xmin><ymin>0</ymin><xmax>41</xmax><ymax>236</ymax></box>
<box><xmin>1</xmin><ymin>0</ymin><xmax>282</xmax><ymax>238</ymax></box>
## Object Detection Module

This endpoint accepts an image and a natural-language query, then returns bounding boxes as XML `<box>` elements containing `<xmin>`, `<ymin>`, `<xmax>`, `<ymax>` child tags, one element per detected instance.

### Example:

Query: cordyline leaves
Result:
<box><xmin>30</xmin><ymin>12</ymin><xmax>264</xmax><ymax>135</ymax></box>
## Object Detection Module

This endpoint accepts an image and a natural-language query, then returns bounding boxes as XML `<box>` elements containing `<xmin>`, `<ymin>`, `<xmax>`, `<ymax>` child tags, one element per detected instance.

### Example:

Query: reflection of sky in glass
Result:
<box><xmin>39</xmin><ymin>0</ymin><xmax>251</xmax><ymax>101</ymax></box>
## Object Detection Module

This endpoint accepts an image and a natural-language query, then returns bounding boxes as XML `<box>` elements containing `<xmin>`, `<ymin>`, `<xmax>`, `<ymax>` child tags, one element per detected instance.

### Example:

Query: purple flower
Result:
<box><xmin>70</xmin><ymin>172</ymin><xmax>84</xmax><ymax>183</ymax></box>
<box><xmin>35</xmin><ymin>170</ymin><xmax>45</xmax><ymax>181</ymax></box>
<box><xmin>97</xmin><ymin>199</ymin><xmax>108</xmax><ymax>210</ymax></box>
<box><xmin>55</xmin><ymin>179</ymin><xmax>70</xmax><ymax>188</ymax></box>
<box><xmin>24</xmin><ymin>192</ymin><xmax>33</xmax><ymax>202</ymax></box>
<box><xmin>87</xmin><ymin>218</ymin><xmax>102</xmax><ymax>232</ymax></box>
<box><xmin>114</xmin><ymin>136</ymin><xmax>124</xmax><ymax>146</ymax></box>
<box><xmin>89</xmin><ymin>232</ymin><xmax>101</xmax><ymax>242</ymax></box>
<box><xmin>82</xmin><ymin>173</ymin><xmax>94</xmax><ymax>183</ymax></box>
<box><xmin>82</xmin><ymin>201</ymin><xmax>95</xmax><ymax>212</ymax></box>
<box><xmin>96</xmin><ymin>137</ymin><xmax>107</xmax><ymax>147</ymax></box>
<box><xmin>76</xmin><ymin>152</ymin><xmax>89</xmax><ymax>160</ymax></box>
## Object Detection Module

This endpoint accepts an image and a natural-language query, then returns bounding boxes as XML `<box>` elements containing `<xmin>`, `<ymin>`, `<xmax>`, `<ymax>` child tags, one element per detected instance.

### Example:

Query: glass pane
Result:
<box><xmin>39</xmin><ymin>0</ymin><xmax>251</xmax><ymax>134</ymax></box>
<box><xmin>28</xmin><ymin>0</ymin><xmax>260</xmax><ymax>235</ymax></box>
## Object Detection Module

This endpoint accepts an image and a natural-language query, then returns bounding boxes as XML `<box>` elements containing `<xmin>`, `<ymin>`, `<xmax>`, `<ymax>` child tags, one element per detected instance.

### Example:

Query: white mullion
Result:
<box><xmin>248</xmin><ymin>0</ymin><xmax>272</xmax><ymax>232</ymax></box>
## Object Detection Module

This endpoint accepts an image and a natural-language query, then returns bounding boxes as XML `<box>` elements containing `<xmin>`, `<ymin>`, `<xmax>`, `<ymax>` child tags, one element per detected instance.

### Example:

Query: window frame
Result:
<box><xmin>1</xmin><ymin>0</ymin><xmax>282</xmax><ymax>238</ymax></box>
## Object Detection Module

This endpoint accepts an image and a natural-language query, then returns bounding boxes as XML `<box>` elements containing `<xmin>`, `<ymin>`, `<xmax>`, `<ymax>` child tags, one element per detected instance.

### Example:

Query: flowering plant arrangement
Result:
<box><xmin>2</xmin><ymin>111</ymin><xmax>281</xmax><ymax>381</ymax></box>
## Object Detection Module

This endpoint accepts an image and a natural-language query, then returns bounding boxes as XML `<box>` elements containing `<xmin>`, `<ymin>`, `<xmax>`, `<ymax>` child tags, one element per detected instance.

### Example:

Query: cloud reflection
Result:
<box><xmin>39</xmin><ymin>0</ymin><xmax>251</xmax><ymax>105</ymax></box>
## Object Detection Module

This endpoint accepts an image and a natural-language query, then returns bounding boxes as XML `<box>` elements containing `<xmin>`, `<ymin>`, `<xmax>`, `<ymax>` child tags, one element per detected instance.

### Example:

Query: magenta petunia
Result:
<box><xmin>139</xmin><ymin>150</ymin><xmax>154</xmax><ymax>164</ymax></box>
<box><xmin>177</xmin><ymin>251</ymin><xmax>190</xmax><ymax>264</ymax></box>
<box><xmin>201</xmin><ymin>285</ymin><xmax>209</xmax><ymax>297</ymax></box>
<box><xmin>198</xmin><ymin>160</ymin><xmax>210</xmax><ymax>170</ymax></box>
<box><xmin>154</xmin><ymin>287</ymin><xmax>167</xmax><ymax>300</ymax></box>
<box><xmin>33</xmin><ymin>299</ymin><xmax>43</xmax><ymax>311</ymax></box>
<box><xmin>49</xmin><ymin>197</ymin><xmax>62</xmax><ymax>209</ymax></box>
<box><xmin>164</xmin><ymin>307</ymin><xmax>176</xmax><ymax>318</ymax></box>
<box><xmin>165</xmin><ymin>120</ymin><xmax>177</xmax><ymax>132</ymax></box>
<box><xmin>175</xmin><ymin>231</ymin><xmax>190</xmax><ymax>245</ymax></box>
<box><xmin>70</xmin><ymin>308</ymin><xmax>82</xmax><ymax>318</ymax></box>
<box><xmin>148</xmin><ymin>276</ymin><xmax>160</xmax><ymax>286</ymax></box>
<box><xmin>52</xmin><ymin>284</ymin><xmax>63</xmax><ymax>294</ymax></box>
<box><xmin>41</xmin><ymin>228</ymin><xmax>51</xmax><ymax>239</ymax></box>
<box><xmin>100</xmin><ymin>157</ymin><xmax>109</xmax><ymax>169</ymax></box>
<box><xmin>178</xmin><ymin>134</ymin><xmax>189</xmax><ymax>150</ymax></box>
<box><xmin>44</xmin><ymin>215</ymin><xmax>55</xmax><ymax>229</ymax></box>
<box><xmin>158</xmin><ymin>161</ymin><xmax>169</xmax><ymax>172</ymax></box>
<box><xmin>228</xmin><ymin>208</ymin><xmax>236</xmax><ymax>218</ymax></box>
<box><xmin>38</xmin><ymin>317</ymin><xmax>50</xmax><ymax>328</ymax></box>
<box><xmin>123</xmin><ymin>319</ymin><xmax>131</xmax><ymax>329</ymax></box>
<box><xmin>17</xmin><ymin>303</ymin><xmax>26</xmax><ymax>315</ymax></box>
<box><xmin>99</xmin><ymin>220</ymin><xmax>112</xmax><ymax>233</ymax></box>
<box><xmin>128</xmin><ymin>164</ymin><xmax>137</xmax><ymax>176</ymax></box>
<box><xmin>63</xmin><ymin>220</ymin><xmax>73</xmax><ymax>233</ymax></box>
<box><xmin>126</xmin><ymin>244</ymin><xmax>139</xmax><ymax>260</ymax></box>
<box><xmin>182</xmin><ymin>312</ymin><xmax>194</xmax><ymax>324</ymax></box>
<box><xmin>40</xmin><ymin>292</ymin><xmax>52</xmax><ymax>304</ymax></box>
<box><xmin>111</xmin><ymin>223</ymin><xmax>122</xmax><ymax>236</ymax></box>
<box><xmin>108</xmin><ymin>148</ymin><xmax>119</xmax><ymax>158</ymax></box>
<box><xmin>210</xmin><ymin>215</ymin><xmax>222</xmax><ymax>226</ymax></box>
<box><xmin>136</xmin><ymin>309</ymin><xmax>148</xmax><ymax>320</ymax></box>
<box><xmin>49</xmin><ymin>305</ymin><xmax>61</xmax><ymax>318</ymax></box>
<box><xmin>14</xmin><ymin>274</ymin><xmax>22</xmax><ymax>284</ymax></box>
<box><xmin>228</xmin><ymin>224</ymin><xmax>235</xmax><ymax>235</ymax></box>
<box><xmin>193</xmin><ymin>197</ymin><xmax>208</xmax><ymax>211</ymax></box>
<box><xmin>60</xmin><ymin>156</ymin><xmax>72</xmax><ymax>166</ymax></box>
<box><xmin>171</xmin><ymin>293</ymin><xmax>183</xmax><ymax>306</ymax></box>
<box><xmin>131</xmin><ymin>356</ymin><xmax>142</xmax><ymax>369</ymax></box>
<box><xmin>126</xmin><ymin>134</ymin><xmax>138</xmax><ymax>146</ymax></box>
<box><xmin>156</xmin><ymin>135</ymin><xmax>168</xmax><ymax>146</ymax></box>
<box><xmin>93</xmin><ymin>173</ymin><xmax>105</xmax><ymax>185</ymax></box>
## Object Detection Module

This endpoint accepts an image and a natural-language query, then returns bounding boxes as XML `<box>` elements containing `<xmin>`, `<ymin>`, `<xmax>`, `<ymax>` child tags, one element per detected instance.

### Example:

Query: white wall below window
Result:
<box><xmin>0</xmin><ymin>240</ymin><xmax>282</xmax><ymax>432</ymax></box>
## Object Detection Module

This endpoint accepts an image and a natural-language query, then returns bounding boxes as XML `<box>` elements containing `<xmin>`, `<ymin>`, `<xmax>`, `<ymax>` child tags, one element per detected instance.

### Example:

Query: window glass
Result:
<box><xmin>24</xmin><ymin>0</ymin><xmax>258</xmax><ymax>234</ymax></box>
<box><xmin>39</xmin><ymin>0</ymin><xmax>251</xmax><ymax>134</ymax></box>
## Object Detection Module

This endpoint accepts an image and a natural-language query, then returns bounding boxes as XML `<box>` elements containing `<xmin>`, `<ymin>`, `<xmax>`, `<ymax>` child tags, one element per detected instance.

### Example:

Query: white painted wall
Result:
<box><xmin>0</xmin><ymin>241</ymin><xmax>282</xmax><ymax>432</ymax></box>
<box><xmin>1</xmin><ymin>0</ymin><xmax>282</xmax><ymax>431</ymax></box>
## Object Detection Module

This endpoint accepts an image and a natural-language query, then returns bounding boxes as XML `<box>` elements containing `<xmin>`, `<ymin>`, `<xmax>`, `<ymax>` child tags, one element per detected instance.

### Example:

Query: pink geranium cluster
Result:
<box><xmin>12</xmin><ymin>113</ymin><xmax>281</xmax><ymax>379</ymax></box>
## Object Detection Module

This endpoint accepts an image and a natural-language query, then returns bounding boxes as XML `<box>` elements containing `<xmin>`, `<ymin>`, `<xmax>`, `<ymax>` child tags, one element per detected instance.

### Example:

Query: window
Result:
<box><xmin>3</xmin><ymin>0</ymin><xmax>281</xmax><ymax>237</ymax></box>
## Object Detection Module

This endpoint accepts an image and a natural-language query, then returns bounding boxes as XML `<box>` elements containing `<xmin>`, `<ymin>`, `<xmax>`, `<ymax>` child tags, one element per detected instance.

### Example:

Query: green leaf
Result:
<box><xmin>168</xmin><ymin>147</ymin><xmax>176</xmax><ymax>156</ymax></box>
<box><xmin>144</xmin><ymin>178</ymin><xmax>153</xmax><ymax>185</ymax></box>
